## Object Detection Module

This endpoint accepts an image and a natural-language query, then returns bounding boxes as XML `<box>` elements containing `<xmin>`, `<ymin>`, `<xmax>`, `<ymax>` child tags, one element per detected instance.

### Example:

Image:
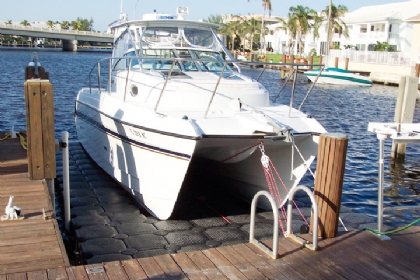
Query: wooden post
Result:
<box><xmin>311</xmin><ymin>133</ymin><xmax>348</xmax><ymax>238</ymax></box>
<box><xmin>24</xmin><ymin>67</ymin><xmax>56</xmax><ymax>180</ymax></box>
<box><xmin>344</xmin><ymin>58</ymin><xmax>349</xmax><ymax>70</ymax></box>
<box><xmin>334</xmin><ymin>57</ymin><xmax>339</xmax><ymax>68</ymax></box>
<box><xmin>415</xmin><ymin>63</ymin><xmax>420</xmax><ymax>78</ymax></box>
<box><xmin>309</xmin><ymin>56</ymin><xmax>313</xmax><ymax>70</ymax></box>
<box><xmin>280</xmin><ymin>55</ymin><xmax>287</xmax><ymax>79</ymax></box>
<box><xmin>319</xmin><ymin>55</ymin><xmax>323</xmax><ymax>68</ymax></box>
<box><xmin>391</xmin><ymin>76</ymin><xmax>418</xmax><ymax>159</ymax></box>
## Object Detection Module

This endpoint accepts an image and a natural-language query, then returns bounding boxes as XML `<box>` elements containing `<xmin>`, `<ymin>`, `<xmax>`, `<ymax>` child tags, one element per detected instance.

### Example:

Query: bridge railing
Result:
<box><xmin>0</xmin><ymin>22</ymin><xmax>113</xmax><ymax>38</ymax></box>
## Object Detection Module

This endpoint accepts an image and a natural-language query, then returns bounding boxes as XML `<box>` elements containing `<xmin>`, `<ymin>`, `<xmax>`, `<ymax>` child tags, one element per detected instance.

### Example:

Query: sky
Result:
<box><xmin>0</xmin><ymin>0</ymin><xmax>412</xmax><ymax>32</ymax></box>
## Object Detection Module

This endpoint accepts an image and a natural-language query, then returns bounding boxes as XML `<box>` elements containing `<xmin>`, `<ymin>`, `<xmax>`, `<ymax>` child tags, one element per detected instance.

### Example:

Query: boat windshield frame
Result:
<box><xmin>111</xmin><ymin>20</ymin><xmax>240</xmax><ymax>73</ymax></box>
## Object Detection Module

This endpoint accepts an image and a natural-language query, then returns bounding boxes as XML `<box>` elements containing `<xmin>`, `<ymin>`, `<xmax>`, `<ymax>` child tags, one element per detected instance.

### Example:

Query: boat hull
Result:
<box><xmin>304</xmin><ymin>69</ymin><xmax>372</xmax><ymax>86</ymax></box>
<box><xmin>193</xmin><ymin>134</ymin><xmax>319</xmax><ymax>209</ymax></box>
<box><xmin>75</xmin><ymin>90</ymin><xmax>199</xmax><ymax>220</ymax></box>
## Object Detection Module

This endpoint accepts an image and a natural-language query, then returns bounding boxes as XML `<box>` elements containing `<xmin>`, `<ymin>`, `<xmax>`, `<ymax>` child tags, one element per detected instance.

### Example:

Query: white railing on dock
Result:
<box><xmin>329</xmin><ymin>50</ymin><xmax>420</xmax><ymax>67</ymax></box>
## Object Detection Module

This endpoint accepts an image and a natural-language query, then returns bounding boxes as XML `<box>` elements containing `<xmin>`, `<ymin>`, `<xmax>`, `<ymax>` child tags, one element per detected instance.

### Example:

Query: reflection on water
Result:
<box><xmin>1</xmin><ymin>50</ymin><xmax>419</xmax><ymax>228</ymax></box>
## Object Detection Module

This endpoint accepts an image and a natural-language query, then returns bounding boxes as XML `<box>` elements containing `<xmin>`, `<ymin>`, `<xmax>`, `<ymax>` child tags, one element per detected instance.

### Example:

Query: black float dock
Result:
<box><xmin>56</xmin><ymin>142</ymin><xmax>376</xmax><ymax>265</ymax></box>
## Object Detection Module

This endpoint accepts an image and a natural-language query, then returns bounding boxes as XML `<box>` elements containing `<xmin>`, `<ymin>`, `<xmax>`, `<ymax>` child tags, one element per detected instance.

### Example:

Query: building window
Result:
<box><xmin>389</xmin><ymin>25</ymin><xmax>392</xmax><ymax>32</ymax></box>
<box><xmin>360</xmin><ymin>27</ymin><xmax>367</xmax><ymax>33</ymax></box>
<box><xmin>371</xmin><ymin>26</ymin><xmax>374</xmax><ymax>31</ymax></box>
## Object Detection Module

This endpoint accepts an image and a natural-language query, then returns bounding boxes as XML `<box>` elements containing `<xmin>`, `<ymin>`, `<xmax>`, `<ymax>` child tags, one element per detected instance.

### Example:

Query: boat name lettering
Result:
<box><xmin>157</xmin><ymin>16</ymin><xmax>175</xmax><ymax>20</ymax></box>
<box><xmin>129</xmin><ymin>128</ymin><xmax>147</xmax><ymax>139</ymax></box>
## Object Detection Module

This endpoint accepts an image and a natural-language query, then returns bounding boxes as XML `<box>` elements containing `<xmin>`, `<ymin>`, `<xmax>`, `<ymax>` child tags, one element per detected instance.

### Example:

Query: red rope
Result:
<box><xmin>197</xmin><ymin>196</ymin><xmax>232</xmax><ymax>224</ymax></box>
<box><xmin>268</xmin><ymin>158</ymin><xmax>310</xmax><ymax>227</ymax></box>
<box><xmin>261</xmin><ymin>149</ymin><xmax>311</xmax><ymax>234</ymax></box>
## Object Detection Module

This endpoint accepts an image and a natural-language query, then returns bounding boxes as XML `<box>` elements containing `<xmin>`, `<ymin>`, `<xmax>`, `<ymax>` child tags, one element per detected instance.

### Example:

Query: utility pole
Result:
<box><xmin>325</xmin><ymin>0</ymin><xmax>332</xmax><ymax>57</ymax></box>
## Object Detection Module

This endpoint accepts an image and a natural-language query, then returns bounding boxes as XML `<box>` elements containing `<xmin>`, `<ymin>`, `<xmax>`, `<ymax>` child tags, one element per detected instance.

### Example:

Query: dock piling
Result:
<box><xmin>311</xmin><ymin>133</ymin><xmax>348</xmax><ymax>238</ymax></box>
<box><xmin>391</xmin><ymin>76</ymin><xmax>418</xmax><ymax>159</ymax></box>
<box><xmin>24</xmin><ymin>59</ymin><xmax>56</xmax><ymax>180</ymax></box>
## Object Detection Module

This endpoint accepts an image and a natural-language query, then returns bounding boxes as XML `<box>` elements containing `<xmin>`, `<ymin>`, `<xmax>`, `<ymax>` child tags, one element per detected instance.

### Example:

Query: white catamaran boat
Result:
<box><xmin>75</xmin><ymin>7</ymin><xmax>326</xmax><ymax>220</ymax></box>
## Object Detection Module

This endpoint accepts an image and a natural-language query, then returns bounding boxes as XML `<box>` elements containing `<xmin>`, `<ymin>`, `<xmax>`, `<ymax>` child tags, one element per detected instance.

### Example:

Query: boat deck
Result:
<box><xmin>0</xmin><ymin>136</ymin><xmax>69</xmax><ymax>274</ymax></box>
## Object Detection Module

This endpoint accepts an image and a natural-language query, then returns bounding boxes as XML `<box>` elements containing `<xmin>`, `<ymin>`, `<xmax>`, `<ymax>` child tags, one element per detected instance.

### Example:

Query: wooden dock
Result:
<box><xmin>1</xmin><ymin>136</ymin><xmax>420</xmax><ymax>279</ymax></box>
<box><xmin>1</xmin><ymin>226</ymin><xmax>419</xmax><ymax>279</ymax></box>
<box><xmin>0</xmin><ymin>136</ymin><xmax>69</xmax><ymax>274</ymax></box>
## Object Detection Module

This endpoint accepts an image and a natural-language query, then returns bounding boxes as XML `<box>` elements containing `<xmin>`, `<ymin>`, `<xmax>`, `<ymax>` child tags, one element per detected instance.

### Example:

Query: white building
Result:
<box><xmin>265</xmin><ymin>0</ymin><xmax>420</xmax><ymax>56</ymax></box>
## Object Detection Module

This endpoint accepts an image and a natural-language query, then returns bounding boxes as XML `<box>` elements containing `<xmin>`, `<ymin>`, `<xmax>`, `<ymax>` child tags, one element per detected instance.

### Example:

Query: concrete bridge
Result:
<box><xmin>0</xmin><ymin>22</ymin><xmax>114</xmax><ymax>51</ymax></box>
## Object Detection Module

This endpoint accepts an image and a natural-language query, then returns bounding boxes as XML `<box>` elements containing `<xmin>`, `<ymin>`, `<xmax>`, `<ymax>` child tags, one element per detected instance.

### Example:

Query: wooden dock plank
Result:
<box><xmin>0</xmin><ymin>138</ymin><xmax>69</xmax><ymax>275</ymax></box>
<box><xmin>5</xmin><ymin>272</ymin><xmax>27</xmax><ymax>280</ymax></box>
<box><xmin>27</xmin><ymin>270</ymin><xmax>48</xmax><ymax>280</ymax></box>
<box><xmin>66</xmin><ymin>266</ymin><xmax>89</xmax><ymax>280</ymax></box>
<box><xmin>102</xmin><ymin>261</ymin><xmax>129</xmax><ymax>280</ymax></box>
<box><xmin>244</xmin><ymin>243</ymin><xmax>307</xmax><ymax>279</ymax></box>
<box><xmin>202</xmin><ymin>248</ymin><xmax>247</xmax><ymax>280</ymax></box>
<box><xmin>170</xmin><ymin>252</ymin><xmax>208</xmax><ymax>280</ymax></box>
<box><xmin>215</xmin><ymin>246</ymin><xmax>267</xmax><ymax>280</ymax></box>
<box><xmin>185</xmin><ymin>251</ymin><xmax>227</xmax><ymax>280</ymax></box>
<box><xmin>46</xmin><ymin>267</ymin><xmax>68</xmax><ymax>280</ymax></box>
<box><xmin>137</xmin><ymin>256</ymin><xmax>169</xmax><ymax>279</ymax></box>
<box><xmin>153</xmin><ymin>254</ymin><xmax>188</xmax><ymax>279</ymax></box>
<box><xmin>230</xmin><ymin>244</ymin><xmax>288</xmax><ymax>280</ymax></box>
<box><xmin>120</xmin><ymin>259</ymin><xmax>148</xmax><ymax>280</ymax></box>
<box><xmin>310</xmin><ymin>231</ymin><xmax>401</xmax><ymax>279</ymax></box>
<box><xmin>83</xmin><ymin>264</ymin><xmax>109</xmax><ymax>280</ymax></box>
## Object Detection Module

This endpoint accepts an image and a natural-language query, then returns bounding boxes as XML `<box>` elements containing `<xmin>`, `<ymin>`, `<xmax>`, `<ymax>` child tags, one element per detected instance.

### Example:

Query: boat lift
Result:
<box><xmin>368</xmin><ymin>122</ymin><xmax>420</xmax><ymax>240</ymax></box>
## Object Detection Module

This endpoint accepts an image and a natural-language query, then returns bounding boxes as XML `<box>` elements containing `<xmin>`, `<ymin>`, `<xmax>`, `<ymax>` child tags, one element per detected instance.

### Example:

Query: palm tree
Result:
<box><xmin>288</xmin><ymin>5</ymin><xmax>318</xmax><ymax>55</ymax></box>
<box><xmin>321</xmin><ymin>3</ymin><xmax>349</xmax><ymax>51</ymax></box>
<box><xmin>46</xmin><ymin>20</ymin><xmax>55</xmax><ymax>29</ymax></box>
<box><xmin>260</xmin><ymin>0</ymin><xmax>272</xmax><ymax>53</ymax></box>
<box><xmin>20</xmin><ymin>20</ymin><xmax>31</xmax><ymax>27</ymax></box>
<box><xmin>60</xmin><ymin>21</ymin><xmax>70</xmax><ymax>30</ymax></box>
<box><xmin>6</xmin><ymin>20</ymin><xmax>12</xmax><ymax>25</ymax></box>
<box><xmin>277</xmin><ymin>17</ymin><xmax>297</xmax><ymax>55</ymax></box>
<box><xmin>224</xmin><ymin>19</ymin><xmax>243</xmax><ymax>51</ymax></box>
<box><xmin>71</xmin><ymin>20</ymin><xmax>81</xmax><ymax>31</ymax></box>
<box><xmin>204</xmin><ymin>14</ymin><xmax>223</xmax><ymax>24</ymax></box>
<box><xmin>247</xmin><ymin>17</ymin><xmax>261</xmax><ymax>52</ymax></box>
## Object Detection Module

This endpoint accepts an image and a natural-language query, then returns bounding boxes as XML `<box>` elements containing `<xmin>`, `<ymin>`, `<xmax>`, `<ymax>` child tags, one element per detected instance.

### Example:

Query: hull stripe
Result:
<box><xmin>304</xmin><ymin>73</ymin><xmax>372</xmax><ymax>85</ymax></box>
<box><xmin>76</xmin><ymin>110</ymin><xmax>193</xmax><ymax>160</ymax></box>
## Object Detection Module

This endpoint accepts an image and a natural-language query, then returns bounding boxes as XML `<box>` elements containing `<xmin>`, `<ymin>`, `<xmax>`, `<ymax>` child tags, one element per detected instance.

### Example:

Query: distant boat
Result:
<box><xmin>304</xmin><ymin>67</ymin><xmax>373</xmax><ymax>86</ymax></box>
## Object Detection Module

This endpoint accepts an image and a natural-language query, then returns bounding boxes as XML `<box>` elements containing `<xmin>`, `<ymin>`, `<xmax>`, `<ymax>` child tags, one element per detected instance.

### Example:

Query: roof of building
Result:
<box><xmin>344</xmin><ymin>0</ymin><xmax>420</xmax><ymax>23</ymax></box>
<box><xmin>406</xmin><ymin>13</ymin><xmax>420</xmax><ymax>21</ymax></box>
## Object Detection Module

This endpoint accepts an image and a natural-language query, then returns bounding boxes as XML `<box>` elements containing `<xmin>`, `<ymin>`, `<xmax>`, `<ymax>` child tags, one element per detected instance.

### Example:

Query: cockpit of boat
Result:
<box><xmin>110</xmin><ymin>15</ymin><xmax>238</xmax><ymax>75</ymax></box>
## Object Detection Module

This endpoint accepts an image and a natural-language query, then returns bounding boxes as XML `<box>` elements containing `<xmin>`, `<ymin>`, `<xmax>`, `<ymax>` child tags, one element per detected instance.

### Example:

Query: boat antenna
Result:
<box><xmin>134</xmin><ymin>0</ymin><xmax>140</xmax><ymax>19</ymax></box>
<box><xmin>120</xmin><ymin>0</ymin><xmax>124</xmax><ymax>18</ymax></box>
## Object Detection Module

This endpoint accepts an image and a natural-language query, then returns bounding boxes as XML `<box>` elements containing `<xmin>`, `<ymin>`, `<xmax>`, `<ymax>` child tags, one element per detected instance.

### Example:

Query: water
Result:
<box><xmin>1</xmin><ymin>49</ymin><xmax>419</xmax><ymax>229</ymax></box>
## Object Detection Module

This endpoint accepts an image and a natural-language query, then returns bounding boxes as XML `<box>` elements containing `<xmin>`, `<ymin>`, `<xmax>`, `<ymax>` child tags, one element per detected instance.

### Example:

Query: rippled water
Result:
<box><xmin>1</xmin><ymin>49</ymin><xmax>419</xmax><ymax>228</ymax></box>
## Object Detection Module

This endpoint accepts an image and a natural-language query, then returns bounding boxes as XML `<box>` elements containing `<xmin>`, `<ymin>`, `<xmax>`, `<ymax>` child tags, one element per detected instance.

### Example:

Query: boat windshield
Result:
<box><xmin>141</xmin><ymin>26</ymin><xmax>216</xmax><ymax>49</ymax></box>
<box><xmin>112</xmin><ymin>23</ymin><xmax>234</xmax><ymax>73</ymax></box>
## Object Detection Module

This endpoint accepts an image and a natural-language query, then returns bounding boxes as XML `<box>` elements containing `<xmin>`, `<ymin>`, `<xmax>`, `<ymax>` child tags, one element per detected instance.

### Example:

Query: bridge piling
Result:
<box><xmin>62</xmin><ymin>39</ymin><xmax>78</xmax><ymax>52</ymax></box>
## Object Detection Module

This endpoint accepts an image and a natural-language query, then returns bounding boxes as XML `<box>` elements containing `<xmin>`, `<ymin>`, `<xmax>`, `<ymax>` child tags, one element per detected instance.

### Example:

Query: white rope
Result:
<box><xmin>291</xmin><ymin>136</ymin><xmax>316</xmax><ymax>178</ymax></box>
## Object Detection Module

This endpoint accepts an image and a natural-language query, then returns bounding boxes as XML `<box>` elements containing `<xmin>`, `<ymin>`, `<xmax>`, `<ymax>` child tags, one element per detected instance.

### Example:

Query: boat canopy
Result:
<box><xmin>111</xmin><ymin>17</ymin><xmax>235</xmax><ymax>73</ymax></box>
